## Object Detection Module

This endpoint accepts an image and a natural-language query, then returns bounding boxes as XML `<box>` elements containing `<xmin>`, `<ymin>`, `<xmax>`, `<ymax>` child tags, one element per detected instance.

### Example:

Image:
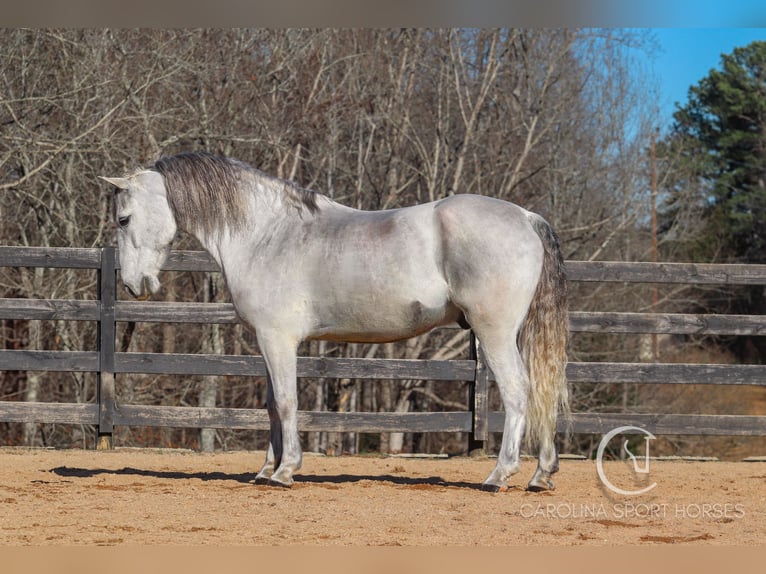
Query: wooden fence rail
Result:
<box><xmin>1</xmin><ymin>245</ymin><xmax>765</xmax><ymax>449</ymax></box>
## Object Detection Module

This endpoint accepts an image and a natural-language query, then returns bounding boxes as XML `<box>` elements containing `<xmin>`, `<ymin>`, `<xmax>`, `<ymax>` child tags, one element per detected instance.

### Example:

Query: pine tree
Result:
<box><xmin>659</xmin><ymin>41</ymin><xmax>766</xmax><ymax>362</ymax></box>
<box><xmin>667</xmin><ymin>41</ymin><xmax>766</xmax><ymax>264</ymax></box>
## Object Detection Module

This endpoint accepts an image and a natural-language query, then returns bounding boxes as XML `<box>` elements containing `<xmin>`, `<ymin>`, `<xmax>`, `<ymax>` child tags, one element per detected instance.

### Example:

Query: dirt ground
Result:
<box><xmin>0</xmin><ymin>448</ymin><xmax>764</xmax><ymax>546</ymax></box>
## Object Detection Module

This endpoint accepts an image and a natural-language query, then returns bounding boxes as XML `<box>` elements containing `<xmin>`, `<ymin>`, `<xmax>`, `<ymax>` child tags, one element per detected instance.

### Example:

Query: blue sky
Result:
<box><xmin>648</xmin><ymin>28</ymin><xmax>766</xmax><ymax>128</ymax></box>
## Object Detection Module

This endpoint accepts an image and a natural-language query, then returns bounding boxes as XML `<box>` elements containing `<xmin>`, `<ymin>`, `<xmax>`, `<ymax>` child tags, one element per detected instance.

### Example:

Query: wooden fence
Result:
<box><xmin>1</xmin><ymin>245</ymin><xmax>765</xmax><ymax>450</ymax></box>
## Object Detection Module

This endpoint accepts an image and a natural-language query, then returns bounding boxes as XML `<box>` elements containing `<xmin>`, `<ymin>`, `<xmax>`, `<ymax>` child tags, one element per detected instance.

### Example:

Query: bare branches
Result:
<box><xmin>0</xmin><ymin>29</ymin><xmax>662</xmax><ymax>453</ymax></box>
<box><xmin>0</xmin><ymin>96</ymin><xmax>128</xmax><ymax>191</ymax></box>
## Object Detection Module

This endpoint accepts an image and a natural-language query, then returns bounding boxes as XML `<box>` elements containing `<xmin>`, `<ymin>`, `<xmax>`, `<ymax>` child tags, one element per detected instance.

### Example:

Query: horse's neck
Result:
<box><xmin>192</xmin><ymin>229</ymin><xmax>226</xmax><ymax>270</ymax></box>
<box><xmin>191</xmin><ymin>190</ymin><xmax>325</xmax><ymax>270</ymax></box>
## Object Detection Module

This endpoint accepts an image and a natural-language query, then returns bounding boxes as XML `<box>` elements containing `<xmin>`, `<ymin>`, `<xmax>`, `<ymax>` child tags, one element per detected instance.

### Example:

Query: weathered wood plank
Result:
<box><xmin>566</xmin><ymin>362</ymin><xmax>766</xmax><ymax>386</ymax></box>
<box><xmin>0</xmin><ymin>246</ymin><xmax>101</xmax><ymax>269</ymax></box>
<box><xmin>1</xmin><ymin>401</ymin><xmax>762</xmax><ymax>437</ymax></box>
<box><xmin>299</xmin><ymin>411</ymin><xmax>471</xmax><ymax>432</ymax></box>
<box><xmin>161</xmin><ymin>250</ymin><xmax>220</xmax><ymax>272</ymax></box>
<box><xmin>0</xmin><ymin>402</ymin><xmax>98</xmax><ymax>425</ymax></box>
<box><xmin>0</xmin><ymin>298</ymin><xmax>100</xmax><ymax>321</ymax></box>
<box><xmin>114</xmin><ymin>405</ymin><xmax>471</xmax><ymax>432</ymax></box>
<box><xmin>570</xmin><ymin>311</ymin><xmax>766</xmax><ymax>335</ymax></box>
<box><xmin>115</xmin><ymin>353</ymin><xmax>267</xmax><ymax>376</ymax></box>
<box><xmin>114</xmin><ymin>404</ymin><xmax>269</xmax><ymax>429</ymax></box>
<box><xmin>297</xmin><ymin>357</ymin><xmax>476</xmax><ymax>381</ymax></box>
<box><xmin>0</xmin><ymin>350</ymin><xmax>99</xmax><ymax>372</ymax></box>
<box><xmin>554</xmin><ymin>413</ymin><xmax>766</xmax><ymax>436</ymax></box>
<box><xmin>566</xmin><ymin>260</ymin><xmax>766</xmax><ymax>285</ymax></box>
<box><xmin>5</xmin><ymin>298</ymin><xmax>764</xmax><ymax>338</ymax></box>
<box><xmin>115</xmin><ymin>352</ymin><xmax>477</xmax><ymax>381</ymax></box>
<box><xmin>487</xmin><ymin>412</ymin><xmax>766</xmax><ymax>435</ymax></box>
<box><xmin>3</xmin><ymin>247</ymin><xmax>764</xmax><ymax>286</ymax></box>
<box><xmin>112</xmin><ymin>249</ymin><xmax>220</xmax><ymax>271</ymax></box>
<box><xmin>3</xmin><ymin>349</ymin><xmax>761</xmax><ymax>389</ymax></box>
<box><xmin>115</xmin><ymin>301</ymin><xmax>239</xmax><ymax>323</ymax></box>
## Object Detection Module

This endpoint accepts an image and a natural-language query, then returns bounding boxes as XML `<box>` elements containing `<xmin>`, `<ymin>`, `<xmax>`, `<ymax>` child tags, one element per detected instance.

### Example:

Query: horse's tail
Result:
<box><xmin>519</xmin><ymin>213</ymin><xmax>570</xmax><ymax>451</ymax></box>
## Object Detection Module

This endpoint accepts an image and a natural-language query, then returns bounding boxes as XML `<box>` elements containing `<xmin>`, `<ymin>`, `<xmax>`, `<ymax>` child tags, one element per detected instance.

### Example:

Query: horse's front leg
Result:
<box><xmin>255</xmin><ymin>374</ymin><xmax>280</xmax><ymax>483</ymax></box>
<box><xmin>257</xmin><ymin>332</ymin><xmax>302</xmax><ymax>487</ymax></box>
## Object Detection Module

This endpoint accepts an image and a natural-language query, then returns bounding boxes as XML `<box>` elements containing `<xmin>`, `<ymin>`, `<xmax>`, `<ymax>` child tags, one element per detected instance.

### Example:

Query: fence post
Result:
<box><xmin>96</xmin><ymin>246</ymin><xmax>116</xmax><ymax>450</ymax></box>
<box><xmin>468</xmin><ymin>331</ymin><xmax>489</xmax><ymax>456</ymax></box>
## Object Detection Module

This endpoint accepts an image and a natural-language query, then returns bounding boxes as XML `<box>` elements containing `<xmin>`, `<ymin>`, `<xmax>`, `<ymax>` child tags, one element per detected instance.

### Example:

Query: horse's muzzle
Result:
<box><xmin>125</xmin><ymin>280</ymin><xmax>151</xmax><ymax>301</ymax></box>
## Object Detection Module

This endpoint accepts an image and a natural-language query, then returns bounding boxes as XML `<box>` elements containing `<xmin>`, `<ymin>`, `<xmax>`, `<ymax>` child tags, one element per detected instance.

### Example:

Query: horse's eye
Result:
<box><xmin>118</xmin><ymin>215</ymin><xmax>131</xmax><ymax>229</ymax></box>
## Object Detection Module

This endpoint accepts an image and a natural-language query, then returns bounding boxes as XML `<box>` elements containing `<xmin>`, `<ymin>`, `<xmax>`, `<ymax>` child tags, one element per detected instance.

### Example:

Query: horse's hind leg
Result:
<box><xmin>473</xmin><ymin>328</ymin><xmax>529</xmax><ymax>491</ymax></box>
<box><xmin>476</xmin><ymin>330</ymin><xmax>560</xmax><ymax>492</ymax></box>
<box><xmin>528</xmin><ymin>438</ymin><xmax>559</xmax><ymax>492</ymax></box>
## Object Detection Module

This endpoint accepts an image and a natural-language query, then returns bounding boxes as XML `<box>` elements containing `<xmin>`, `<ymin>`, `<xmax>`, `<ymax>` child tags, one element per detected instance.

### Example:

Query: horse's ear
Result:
<box><xmin>99</xmin><ymin>176</ymin><xmax>130</xmax><ymax>190</ymax></box>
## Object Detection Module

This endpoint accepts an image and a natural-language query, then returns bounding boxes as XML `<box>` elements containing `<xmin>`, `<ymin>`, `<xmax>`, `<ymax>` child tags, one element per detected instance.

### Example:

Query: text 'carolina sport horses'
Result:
<box><xmin>101</xmin><ymin>152</ymin><xmax>569</xmax><ymax>492</ymax></box>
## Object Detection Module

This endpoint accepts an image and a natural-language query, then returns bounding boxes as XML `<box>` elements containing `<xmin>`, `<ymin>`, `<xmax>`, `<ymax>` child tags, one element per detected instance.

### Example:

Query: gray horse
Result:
<box><xmin>101</xmin><ymin>152</ymin><xmax>569</xmax><ymax>492</ymax></box>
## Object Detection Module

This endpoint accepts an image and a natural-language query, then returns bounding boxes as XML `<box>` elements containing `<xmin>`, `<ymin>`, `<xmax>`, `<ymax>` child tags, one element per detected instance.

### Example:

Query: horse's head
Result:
<box><xmin>100</xmin><ymin>169</ymin><xmax>177</xmax><ymax>300</ymax></box>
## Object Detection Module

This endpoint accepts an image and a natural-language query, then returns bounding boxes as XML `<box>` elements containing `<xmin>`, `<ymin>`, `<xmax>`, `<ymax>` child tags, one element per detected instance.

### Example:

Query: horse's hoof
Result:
<box><xmin>482</xmin><ymin>466</ymin><xmax>517</xmax><ymax>492</ymax></box>
<box><xmin>526</xmin><ymin>476</ymin><xmax>555</xmax><ymax>492</ymax></box>
<box><xmin>254</xmin><ymin>468</ymin><xmax>273</xmax><ymax>485</ymax></box>
<box><xmin>481</xmin><ymin>481</ymin><xmax>511</xmax><ymax>493</ymax></box>
<box><xmin>268</xmin><ymin>469</ymin><xmax>295</xmax><ymax>488</ymax></box>
<box><xmin>268</xmin><ymin>477</ymin><xmax>293</xmax><ymax>488</ymax></box>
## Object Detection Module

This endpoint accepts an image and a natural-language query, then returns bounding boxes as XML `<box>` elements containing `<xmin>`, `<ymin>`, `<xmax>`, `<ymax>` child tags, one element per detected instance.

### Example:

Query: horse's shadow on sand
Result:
<box><xmin>48</xmin><ymin>466</ymin><xmax>489</xmax><ymax>491</ymax></box>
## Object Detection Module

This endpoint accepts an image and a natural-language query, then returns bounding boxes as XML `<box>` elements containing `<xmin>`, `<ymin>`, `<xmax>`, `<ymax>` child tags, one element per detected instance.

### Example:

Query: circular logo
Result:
<box><xmin>596</xmin><ymin>425</ymin><xmax>657</xmax><ymax>496</ymax></box>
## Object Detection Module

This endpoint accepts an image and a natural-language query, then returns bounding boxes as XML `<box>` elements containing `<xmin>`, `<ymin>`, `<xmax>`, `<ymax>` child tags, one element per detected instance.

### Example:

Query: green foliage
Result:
<box><xmin>666</xmin><ymin>41</ymin><xmax>766</xmax><ymax>264</ymax></box>
<box><xmin>658</xmin><ymin>41</ymin><xmax>766</xmax><ymax>363</ymax></box>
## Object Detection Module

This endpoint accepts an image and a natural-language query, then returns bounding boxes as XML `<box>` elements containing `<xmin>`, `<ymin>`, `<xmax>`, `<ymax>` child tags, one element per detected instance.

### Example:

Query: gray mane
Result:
<box><xmin>152</xmin><ymin>152</ymin><xmax>320</xmax><ymax>235</ymax></box>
